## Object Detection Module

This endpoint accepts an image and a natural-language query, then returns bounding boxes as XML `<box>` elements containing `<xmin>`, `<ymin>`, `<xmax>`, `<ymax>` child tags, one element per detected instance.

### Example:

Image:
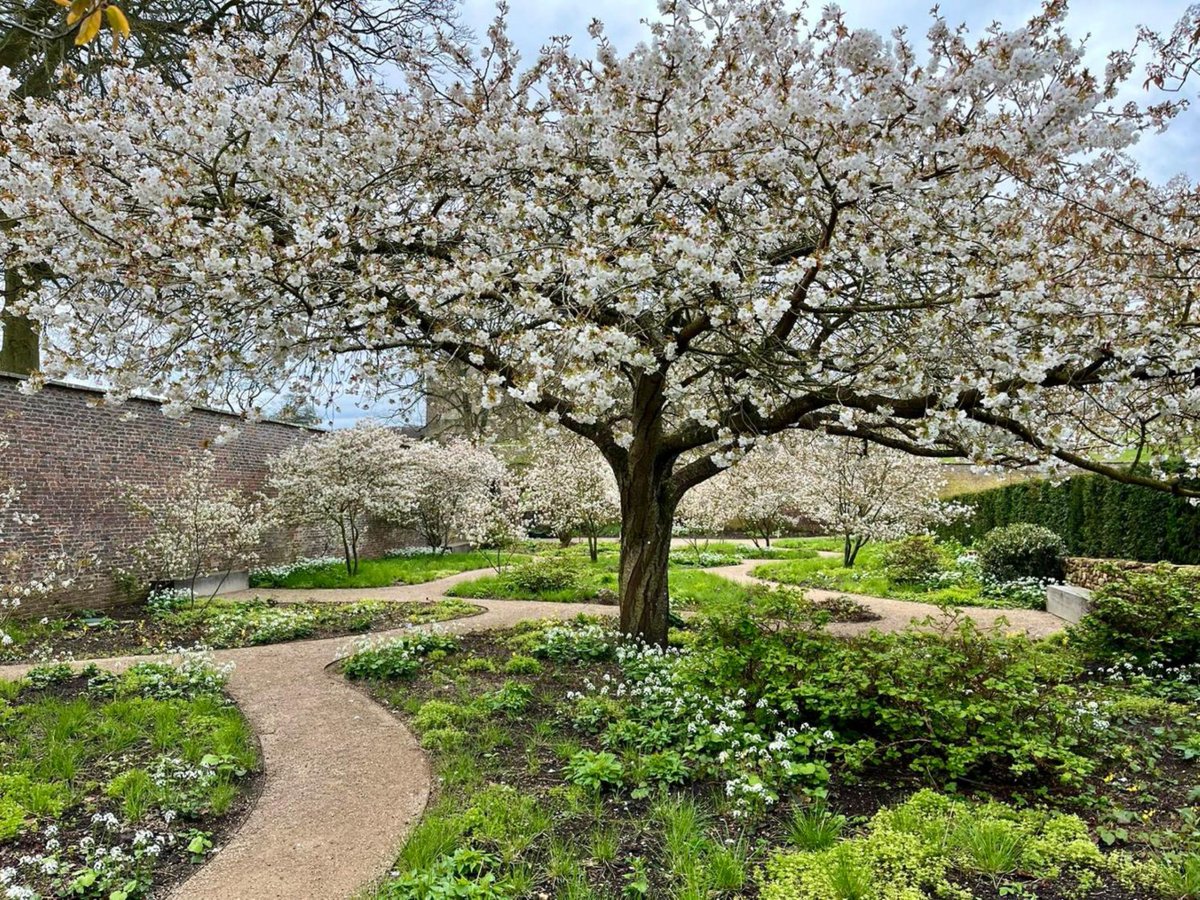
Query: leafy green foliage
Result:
<box><xmin>343</xmin><ymin>633</ymin><xmax>459</xmax><ymax>680</ymax></box>
<box><xmin>564</xmin><ymin>750</ymin><xmax>625</xmax><ymax>791</ymax></box>
<box><xmin>381</xmin><ymin>847</ymin><xmax>513</xmax><ymax>899</ymax></box>
<box><xmin>1071</xmin><ymin>566</ymin><xmax>1200</xmax><ymax>665</ymax></box>
<box><xmin>502</xmin><ymin>557</ymin><xmax>586</xmax><ymax>593</ymax></box>
<box><xmin>690</xmin><ymin>594</ymin><xmax>1096</xmax><ymax>785</ymax></box>
<box><xmin>975</xmin><ymin>523</ymin><xmax>1066</xmax><ymax>581</ymax></box>
<box><xmin>881</xmin><ymin>535</ymin><xmax>944</xmax><ymax>584</ymax></box>
<box><xmin>762</xmin><ymin>791</ymin><xmax>1112</xmax><ymax>899</ymax></box>
<box><xmin>528</xmin><ymin>621</ymin><xmax>615</xmax><ymax>663</ymax></box>
<box><xmin>0</xmin><ymin>659</ymin><xmax>257</xmax><ymax>898</ymax></box>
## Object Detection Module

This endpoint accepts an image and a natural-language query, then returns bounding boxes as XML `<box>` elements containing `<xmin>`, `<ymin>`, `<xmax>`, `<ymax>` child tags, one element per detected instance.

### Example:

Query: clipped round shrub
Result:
<box><xmin>881</xmin><ymin>535</ymin><xmax>943</xmax><ymax>584</ymax></box>
<box><xmin>975</xmin><ymin>523</ymin><xmax>1065</xmax><ymax>582</ymax></box>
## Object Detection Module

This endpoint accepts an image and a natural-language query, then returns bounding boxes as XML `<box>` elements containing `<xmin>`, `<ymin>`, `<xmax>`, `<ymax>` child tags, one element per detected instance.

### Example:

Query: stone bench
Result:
<box><xmin>1046</xmin><ymin>584</ymin><xmax>1092</xmax><ymax>624</ymax></box>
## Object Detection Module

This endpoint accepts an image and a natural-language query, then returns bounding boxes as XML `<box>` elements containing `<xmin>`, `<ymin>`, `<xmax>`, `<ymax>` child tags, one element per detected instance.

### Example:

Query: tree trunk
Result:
<box><xmin>557</xmin><ymin>531</ymin><xmax>574</xmax><ymax>548</ymax></box>
<box><xmin>1</xmin><ymin>266</ymin><xmax>40</xmax><ymax>375</ymax></box>
<box><xmin>587</xmin><ymin>534</ymin><xmax>599</xmax><ymax>562</ymax></box>
<box><xmin>843</xmin><ymin>534</ymin><xmax>866</xmax><ymax>567</ymax></box>
<box><xmin>617</xmin><ymin>441</ymin><xmax>675</xmax><ymax>646</ymax></box>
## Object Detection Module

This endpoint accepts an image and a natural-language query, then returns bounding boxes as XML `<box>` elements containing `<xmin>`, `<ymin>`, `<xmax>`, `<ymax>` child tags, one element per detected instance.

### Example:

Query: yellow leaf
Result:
<box><xmin>51</xmin><ymin>0</ymin><xmax>71</xmax><ymax>7</ymax></box>
<box><xmin>65</xmin><ymin>0</ymin><xmax>89</xmax><ymax>26</ymax></box>
<box><xmin>74</xmin><ymin>7</ymin><xmax>102</xmax><ymax>44</ymax></box>
<box><xmin>105</xmin><ymin>5</ymin><xmax>130</xmax><ymax>40</ymax></box>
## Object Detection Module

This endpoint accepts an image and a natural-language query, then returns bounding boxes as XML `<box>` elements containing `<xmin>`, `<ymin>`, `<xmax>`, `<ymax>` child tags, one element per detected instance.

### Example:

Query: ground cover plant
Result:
<box><xmin>0</xmin><ymin>655</ymin><xmax>260</xmax><ymax>898</ymax></box>
<box><xmin>344</xmin><ymin>588</ymin><xmax>1199</xmax><ymax>899</ymax></box>
<box><xmin>0</xmin><ymin>594</ymin><xmax>478</xmax><ymax>663</ymax></box>
<box><xmin>249</xmin><ymin>550</ymin><xmax>514</xmax><ymax>590</ymax></box>
<box><xmin>753</xmin><ymin>536</ymin><xmax>1055</xmax><ymax>610</ymax></box>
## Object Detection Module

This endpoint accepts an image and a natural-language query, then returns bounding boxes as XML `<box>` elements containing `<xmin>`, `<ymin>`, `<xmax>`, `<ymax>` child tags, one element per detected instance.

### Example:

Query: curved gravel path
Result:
<box><xmin>0</xmin><ymin>562</ymin><xmax>1064</xmax><ymax>899</ymax></box>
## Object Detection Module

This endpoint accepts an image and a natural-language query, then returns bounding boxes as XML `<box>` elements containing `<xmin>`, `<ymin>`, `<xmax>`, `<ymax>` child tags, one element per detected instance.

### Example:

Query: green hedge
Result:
<box><xmin>940</xmin><ymin>475</ymin><xmax>1200</xmax><ymax>565</ymax></box>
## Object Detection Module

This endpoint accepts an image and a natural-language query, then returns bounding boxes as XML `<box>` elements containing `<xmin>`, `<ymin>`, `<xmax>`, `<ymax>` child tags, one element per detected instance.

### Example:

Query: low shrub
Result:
<box><xmin>1071</xmin><ymin>565</ymin><xmax>1200</xmax><ymax>665</ymax></box>
<box><xmin>881</xmin><ymin>536</ymin><xmax>943</xmax><ymax>584</ymax></box>
<box><xmin>501</xmin><ymin>557</ymin><xmax>584</xmax><ymax>594</ymax></box>
<box><xmin>564</xmin><ymin>750</ymin><xmax>625</xmax><ymax>792</ymax></box>
<box><xmin>690</xmin><ymin>595</ymin><xmax>1097</xmax><ymax>786</ymax></box>
<box><xmin>380</xmin><ymin>847</ymin><xmax>511</xmax><ymax>899</ymax></box>
<box><xmin>976</xmin><ymin>523</ymin><xmax>1065</xmax><ymax>582</ymax></box>
<box><xmin>528</xmin><ymin>620</ymin><xmax>616</xmax><ymax>664</ymax></box>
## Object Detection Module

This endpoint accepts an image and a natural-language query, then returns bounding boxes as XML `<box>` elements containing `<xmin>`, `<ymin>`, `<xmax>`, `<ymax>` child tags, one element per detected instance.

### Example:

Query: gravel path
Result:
<box><xmin>0</xmin><ymin>562</ymin><xmax>1064</xmax><ymax>899</ymax></box>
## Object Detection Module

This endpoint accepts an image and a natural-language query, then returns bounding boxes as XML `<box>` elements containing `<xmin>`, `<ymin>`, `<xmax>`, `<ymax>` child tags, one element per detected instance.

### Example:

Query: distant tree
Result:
<box><xmin>793</xmin><ymin>437</ymin><xmax>951</xmax><ymax>567</ymax></box>
<box><xmin>393</xmin><ymin>439</ymin><xmax>514</xmax><ymax>553</ymax></box>
<box><xmin>267</xmin><ymin>423</ymin><xmax>409</xmax><ymax>575</ymax></box>
<box><xmin>718</xmin><ymin>438</ymin><xmax>807</xmax><ymax>548</ymax></box>
<box><xmin>522</xmin><ymin>432</ymin><xmax>619</xmax><ymax>561</ymax></box>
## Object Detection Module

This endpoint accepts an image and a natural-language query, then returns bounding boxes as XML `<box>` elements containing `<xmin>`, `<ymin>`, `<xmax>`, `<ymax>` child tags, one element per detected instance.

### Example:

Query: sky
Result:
<box><xmin>324</xmin><ymin>0</ymin><xmax>1199</xmax><ymax>427</ymax></box>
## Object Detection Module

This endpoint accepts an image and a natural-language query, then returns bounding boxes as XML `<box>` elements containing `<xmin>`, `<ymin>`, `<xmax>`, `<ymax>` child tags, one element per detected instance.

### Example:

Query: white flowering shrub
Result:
<box><xmin>267</xmin><ymin>423</ymin><xmax>411</xmax><ymax>575</ymax></box>
<box><xmin>563</xmin><ymin>627</ymin><xmax>833</xmax><ymax>816</ymax></box>
<box><xmin>4</xmin><ymin>2</ymin><xmax>1199</xmax><ymax>640</ymax></box>
<box><xmin>125</xmin><ymin>453</ymin><xmax>266</xmax><ymax>607</ymax></box>
<box><xmin>343</xmin><ymin>630</ymin><xmax>459</xmax><ymax>679</ymax></box>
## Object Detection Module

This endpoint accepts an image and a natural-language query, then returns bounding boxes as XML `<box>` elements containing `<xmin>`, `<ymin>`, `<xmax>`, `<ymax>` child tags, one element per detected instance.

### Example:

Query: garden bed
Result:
<box><xmin>753</xmin><ymin>539</ymin><xmax>1053</xmax><ymax>610</ymax></box>
<box><xmin>249</xmin><ymin>550</ymin><xmax>519</xmax><ymax>590</ymax></box>
<box><xmin>0</xmin><ymin>597</ymin><xmax>481</xmax><ymax>663</ymax></box>
<box><xmin>0</xmin><ymin>658</ymin><xmax>261</xmax><ymax>899</ymax></box>
<box><xmin>341</xmin><ymin>598</ymin><xmax>1198</xmax><ymax>899</ymax></box>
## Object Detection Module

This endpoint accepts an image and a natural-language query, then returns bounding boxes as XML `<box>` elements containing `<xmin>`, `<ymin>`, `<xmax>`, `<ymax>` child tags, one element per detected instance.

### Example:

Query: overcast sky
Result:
<box><xmin>324</xmin><ymin>0</ymin><xmax>1197</xmax><ymax>427</ymax></box>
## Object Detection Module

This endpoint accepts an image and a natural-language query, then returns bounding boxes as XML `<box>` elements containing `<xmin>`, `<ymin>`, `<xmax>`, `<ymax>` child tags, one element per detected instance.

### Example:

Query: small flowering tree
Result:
<box><xmin>267</xmin><ymin>423</ymin><xmax>410</xmax><ymax>575</ymax></box>
<box><xmin>126</xmin><ymin>452</ymin><xmax>266</xmax><ymax>606</ymax></box>
<box><xmin>793</xmin><ymin>437</ymin><xmax>951</xmax><ymax>567</ymax></box>
<box><xmin>719</xmin><ymin>439</ymin><xmax>807</xmax><ymax>548</ymax></box>
<box><xmin>673</xmin><ymin>476</ymin><xmax>736</xmax><ymax>559</ymax></box>
<box><xmin>521</xmin><ymin>433</ymin><xmax>619</xmax><ymax>561</ymax></box>
<box><xmin>394</xmin><ymin>439</ymin><xmax>516</xmax><ymax>554</ymax></box>
<box><xmin>476</xmin><ymin>475</ymin><xmax>526</xmax><ymax>573</ymax></box>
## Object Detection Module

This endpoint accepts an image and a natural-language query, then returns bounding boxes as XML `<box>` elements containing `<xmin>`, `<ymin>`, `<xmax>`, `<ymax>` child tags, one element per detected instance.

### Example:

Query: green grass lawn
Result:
<box><xmin>0</xmin><ymin>659</ymin><xmax>259</xmax><ymax>897</ymax></box>
<box><xmin>772</xmin><ymin>536</ymin><xmax>846</xmax><ymax>553</ymax></box>
<box><xmin>250</xmin><ymin>551</ymin><xmax>509</xmax><ymax>590</ymax></box>
<box><xmin>446</xmin><ymin>548</ymin><xmax>757</xmax><ymax>610</ymax></box>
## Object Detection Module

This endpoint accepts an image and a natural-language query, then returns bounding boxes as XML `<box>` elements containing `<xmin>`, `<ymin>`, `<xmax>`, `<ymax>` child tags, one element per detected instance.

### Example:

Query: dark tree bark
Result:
<box><xmin>617</xmin><ymin>473</ymin><xmax>675</xmax><ymax>646</ymax></box>
<box><xmin>1</xmin><ymin>259</ymin><xmax>41</xmax><ymax>375</ymax></box>
<box><xmin>843</xmin><ymin>534</ymin><xmax>867</xmax><ymax>567</ymax></box>
<box><xmin>614</xmin><ymin>374</ymin><xmax>677</xmax><ymax>645</ymax></box>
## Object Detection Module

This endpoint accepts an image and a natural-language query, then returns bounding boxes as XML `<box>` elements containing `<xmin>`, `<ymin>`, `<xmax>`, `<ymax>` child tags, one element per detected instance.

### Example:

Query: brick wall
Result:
<box><xmin>0</xmin><ymin>375</ymin><xmax>409</xmax><ymax>617</ymax></box>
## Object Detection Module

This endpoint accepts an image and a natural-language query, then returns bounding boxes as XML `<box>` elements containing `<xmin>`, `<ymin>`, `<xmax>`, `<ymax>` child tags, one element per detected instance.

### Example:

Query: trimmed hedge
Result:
<box><xmin>940</xmin><ymin>475</ymin><xmax>1200</xmax><ymax>565</ymax></box>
